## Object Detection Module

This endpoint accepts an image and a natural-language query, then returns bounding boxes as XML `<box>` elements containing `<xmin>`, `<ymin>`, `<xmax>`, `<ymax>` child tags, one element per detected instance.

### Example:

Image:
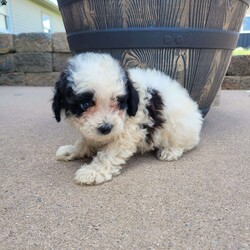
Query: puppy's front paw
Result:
<box><xmin>75</xmin><ymin>165</ymin><xmax>114</xmax><ymax>185</ymax></box>
<box><xmin>156</xmin><ymin>148</ymin><xmax>183</xmax><ymax>161</ymax></box>
<box><xmin>56</xmin><ymin>145</ymin><xmax>76</xmax><ymax>161</ymax></box>
<box><xmin>75</xmin><ymin>166</ymin><xmax>112</xmax><ymax>185</ymax></box>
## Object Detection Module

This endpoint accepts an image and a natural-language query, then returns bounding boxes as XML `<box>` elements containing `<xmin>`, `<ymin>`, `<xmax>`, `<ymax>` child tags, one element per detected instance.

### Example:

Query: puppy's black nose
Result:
<box><xmin>98</xmin><ymin>123</ymin><xmax>113</xmax><ymax>135</ymax></box>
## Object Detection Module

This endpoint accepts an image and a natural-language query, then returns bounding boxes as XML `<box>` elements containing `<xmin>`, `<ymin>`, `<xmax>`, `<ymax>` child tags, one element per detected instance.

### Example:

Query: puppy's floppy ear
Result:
<box><xmin>52</xmin><ymin>72</ymin><xmax>69</xmax><ymax>122</ymax></box>
<box><xmin>125</xmin><ymin>72</ymin><xmax>139</xmax><ymax>116</ymax></box>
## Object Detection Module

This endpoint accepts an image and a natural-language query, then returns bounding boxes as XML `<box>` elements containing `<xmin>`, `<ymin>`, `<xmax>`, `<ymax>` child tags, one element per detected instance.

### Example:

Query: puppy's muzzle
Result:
<box><xmin>97</xmin><ymin>123</ymin><xmax>113</xmax><ymax>135</ymax></box>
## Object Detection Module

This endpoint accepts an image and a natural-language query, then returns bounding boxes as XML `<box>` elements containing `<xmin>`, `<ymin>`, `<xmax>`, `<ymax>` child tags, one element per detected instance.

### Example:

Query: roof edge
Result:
<box><xmin>32</xmin><ymin>0</ymin><xmax>60</xmax><ymax>14</ymax></box>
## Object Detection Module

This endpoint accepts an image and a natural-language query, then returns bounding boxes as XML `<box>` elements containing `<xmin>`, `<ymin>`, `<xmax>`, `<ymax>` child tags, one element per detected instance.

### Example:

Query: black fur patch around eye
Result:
<box><xmin>117</xmin><ymin>95</ymin><xmax>128</xmax><ymax>110</ymax></box>
<box><xmin>52</xmin><ymin>71</ymin><xmax>95</xmax><ymax>122</ymax></box>
<box><xmin>65</xmin><ymin>91</ymin><xmax>95</xmax><ymax>117</ymax></box>
<box><xmin>143</xmin><ymin>88</ymin><xmax>166</xmax><ymax>144</ymax></box>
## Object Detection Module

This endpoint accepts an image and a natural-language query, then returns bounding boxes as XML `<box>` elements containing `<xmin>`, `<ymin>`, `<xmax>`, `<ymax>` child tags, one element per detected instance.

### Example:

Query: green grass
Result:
<box><xmin>232</xmin><ymin>47</ymin><xmax>250</xmax><ymax>56</ymax></box>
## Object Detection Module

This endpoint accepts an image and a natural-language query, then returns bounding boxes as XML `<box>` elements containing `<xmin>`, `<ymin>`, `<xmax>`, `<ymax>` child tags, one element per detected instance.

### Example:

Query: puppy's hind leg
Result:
<box><xmin>156</xmin><ymin>147</ymin><xmax>184</xmax><ymax>161</ymax></box>
<box><xmin>56</xmin><ymin>137</ymin><xmax>91</xmax><ymax>161</ymax></box>
<box><xmin>156</xmin><ymin>121</ymin><xmax>200</xmax><ymax>162</ymax></box>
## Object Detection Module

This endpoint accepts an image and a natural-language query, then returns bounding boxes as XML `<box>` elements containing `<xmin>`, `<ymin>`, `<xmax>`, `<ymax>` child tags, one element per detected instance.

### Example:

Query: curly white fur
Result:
<box><xmin>54</xmin><ymin>53</ymin><xmax>203</xmax><ymax>185</ymax></box>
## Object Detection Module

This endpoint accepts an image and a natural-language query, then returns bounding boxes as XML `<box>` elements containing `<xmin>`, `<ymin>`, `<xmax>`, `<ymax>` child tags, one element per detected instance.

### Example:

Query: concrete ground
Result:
<box><xmin>0</xmin><ymin>86</ymin><xmax>249</xmax><ymax>250</ymax></box>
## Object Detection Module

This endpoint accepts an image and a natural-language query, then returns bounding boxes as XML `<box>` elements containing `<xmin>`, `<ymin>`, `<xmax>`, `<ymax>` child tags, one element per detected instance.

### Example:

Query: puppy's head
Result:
<box><xmin>52</xmin><ymin>53</ymin><xmax>139</xmax><ymax>141</ymax></box>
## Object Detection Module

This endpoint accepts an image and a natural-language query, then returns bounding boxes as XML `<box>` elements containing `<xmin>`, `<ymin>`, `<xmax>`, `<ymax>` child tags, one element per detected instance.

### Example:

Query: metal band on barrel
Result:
<box><xmin>67</xmin><ymin>28</ymin><xmax>239</xmax><ymax>52</ymax></box>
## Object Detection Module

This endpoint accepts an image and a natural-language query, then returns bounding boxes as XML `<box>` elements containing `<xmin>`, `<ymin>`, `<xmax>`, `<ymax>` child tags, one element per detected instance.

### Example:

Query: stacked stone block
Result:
<box><xmin>0</xmin><ymin>33</ymin><xmax>71</xmax><ymax>86</ymax></box>
<box><xmin>223</xmin><ymin>56</ymin><xmax>250</xmax><ymax>90</ymax></box>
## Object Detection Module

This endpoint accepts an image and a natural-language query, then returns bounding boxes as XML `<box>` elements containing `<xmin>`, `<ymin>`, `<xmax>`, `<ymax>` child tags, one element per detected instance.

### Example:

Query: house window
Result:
<box><xmin>0</xmin><ymin>5</ymin><xmax>9</xmax><ymax>32</ymax></box>
<box><xmin>242</xmin><ymin>16</ymin><xmax>250</xmax><ymax>33</ymax></box>
<box><xmin>42</xmin><ymin>14</ymin><xmax>52</xmax><ymax>33</ymax></box>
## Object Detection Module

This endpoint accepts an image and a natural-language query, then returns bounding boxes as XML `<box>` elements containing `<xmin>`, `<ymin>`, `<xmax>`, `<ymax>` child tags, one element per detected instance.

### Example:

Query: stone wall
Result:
<box><xmin>0</xmin><ymin>33</ymin><xmax>71</xmax><ymax>86</ymax></box>
<box><xmin>223</xmin><ymin>56</ymin><xmax>250</xmax><ymax>90</ymax></box>
<box><xmin>1</xmin><ymin>32</ymin><xmax>250</xmax><ymax>90</ymax></box>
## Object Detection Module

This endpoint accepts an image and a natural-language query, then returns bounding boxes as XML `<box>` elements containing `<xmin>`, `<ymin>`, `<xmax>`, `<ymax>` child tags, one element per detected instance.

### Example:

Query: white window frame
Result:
<box><xmin>41</xmin><ymin>12</ymin><xmax>53</xmax><ymax>33</ymax></box>
<box><xmin>0</xmin><ymin>2</ymin><xmax>12</xmax><ymax>33</ymax></box>
<box><xmin>241</xmin><ymin>15</ymin><xmax>250</xmax><ymax>34</ymax></box>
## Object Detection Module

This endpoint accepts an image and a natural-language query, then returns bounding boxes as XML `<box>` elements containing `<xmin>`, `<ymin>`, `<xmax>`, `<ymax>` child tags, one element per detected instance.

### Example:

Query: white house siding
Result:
<box><xmin>8</xmin><ymin>0</ymin><xmax>65</xmax><ymax>34</ymax></box>
<box><xmin>247</xmin><ymin>8</ymin><xmax>250</xmax><ymax>16</ymax></box>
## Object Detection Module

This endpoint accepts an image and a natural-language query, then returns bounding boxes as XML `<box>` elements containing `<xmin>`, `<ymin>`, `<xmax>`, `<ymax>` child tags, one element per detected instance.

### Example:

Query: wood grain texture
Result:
<box><xmin>58</xmin><ymin>0</ymin><xmax>248</xmax><ymax>114</ymax></box>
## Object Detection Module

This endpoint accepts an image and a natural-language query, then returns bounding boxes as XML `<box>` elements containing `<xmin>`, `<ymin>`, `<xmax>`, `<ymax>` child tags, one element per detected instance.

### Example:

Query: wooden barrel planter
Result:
<box><xmin>57</xmin><ymin>0</ymin><xmax>249</xmax><ymax>116</ymax></box>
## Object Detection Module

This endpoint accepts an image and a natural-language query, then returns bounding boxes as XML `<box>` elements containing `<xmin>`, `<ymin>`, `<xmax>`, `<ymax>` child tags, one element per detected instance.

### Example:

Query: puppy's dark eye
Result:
<box><xmin>80</xmin><ymin>101</ymin><xmax>94</xmax><ymax>111</ymax></box>
<box><xmin>117</xmin><ymin>95</ymin><xmax>128</xmax><ymax>110</ymax></box>
<box><xmin>80</xmin><ymin>102</ymin><xmax>90</xmax><ymax>110</ymax></box>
